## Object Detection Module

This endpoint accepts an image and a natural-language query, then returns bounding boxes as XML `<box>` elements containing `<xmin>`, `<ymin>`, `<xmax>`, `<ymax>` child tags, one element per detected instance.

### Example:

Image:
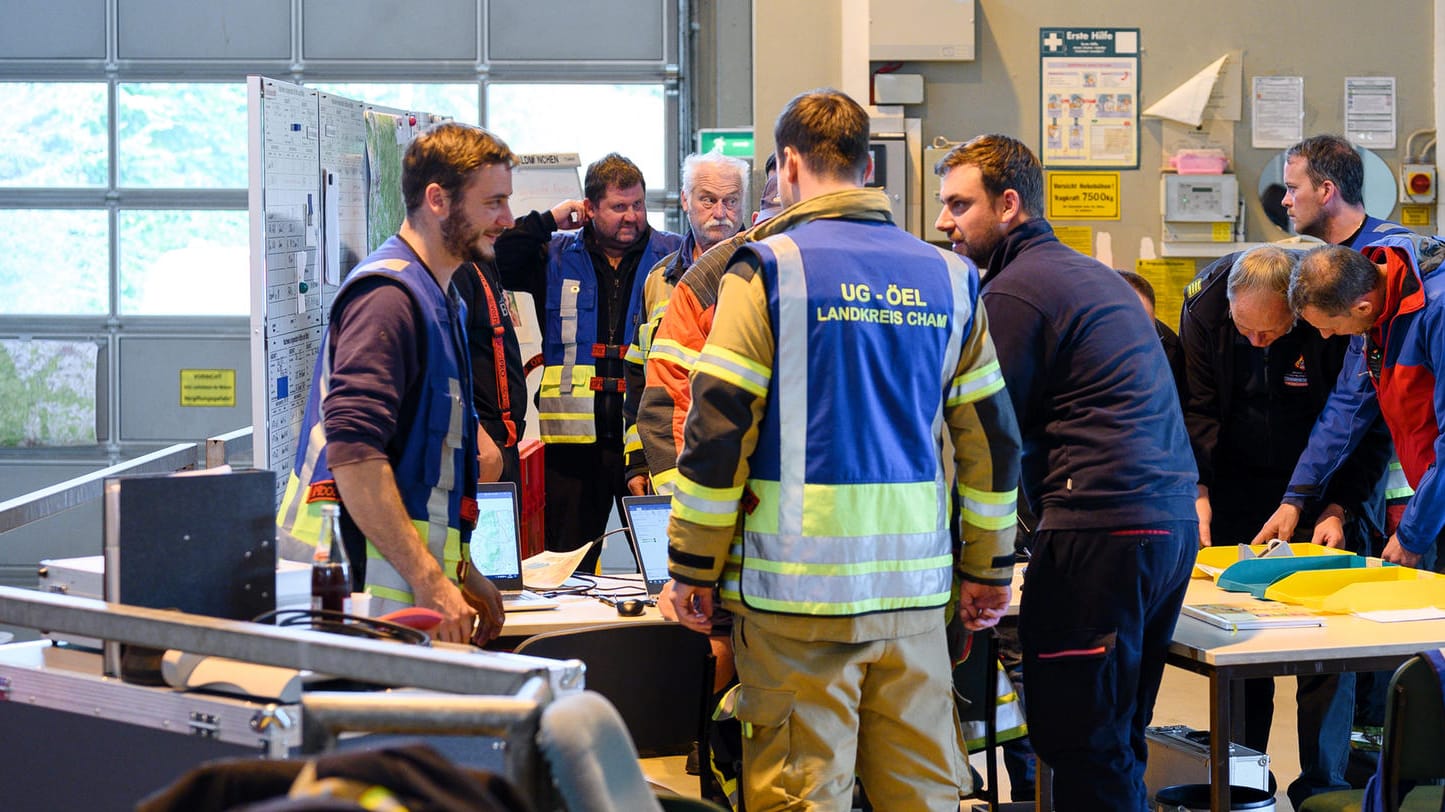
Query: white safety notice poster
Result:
<box><xmin>1345</xmin><ymin>76</ymin><xmax>1396</xmax><ymax>149</ymax></box>
<box><xmin>1038</xmin><ymin>27</ymin><xmax>1140</xmax><ymax>169</ymax></box>
<box><xmin>1251</xmin><ymin>76</ymin><xmax>1304</xmax><ymax>149</ymax></box>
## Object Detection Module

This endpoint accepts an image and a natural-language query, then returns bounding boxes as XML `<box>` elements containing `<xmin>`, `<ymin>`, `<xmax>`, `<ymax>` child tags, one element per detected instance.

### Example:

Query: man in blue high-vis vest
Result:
<box><xmin>276</xmin><ymin>123</ymin><xmax>507</xmax><ymax>645</ymax></box>
<box><xmin>496</xmin><ymin>155</ymin><xmax>682</xmax><ymax>573</ymax></box>
<box><xmin>667</xmin><ymin>89</ymin><xmax>1023</xmax><ymax>811</ymax></box>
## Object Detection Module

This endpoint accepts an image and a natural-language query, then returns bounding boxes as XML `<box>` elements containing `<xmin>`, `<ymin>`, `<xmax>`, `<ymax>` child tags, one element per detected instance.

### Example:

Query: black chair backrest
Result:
<box><xmin>515</xmin><ymin>621</ymin><xmax>714</xmax><ymax>757</ymax></box>
<box><xmin>953</xmin><ymin>637</ymin><xmax>995</xmax><ymax>724</ymax></box>
<box><xmin>1383</xmin><ymin>653</ymin><xmax>1445</xmax><ymax>809</ymax></box>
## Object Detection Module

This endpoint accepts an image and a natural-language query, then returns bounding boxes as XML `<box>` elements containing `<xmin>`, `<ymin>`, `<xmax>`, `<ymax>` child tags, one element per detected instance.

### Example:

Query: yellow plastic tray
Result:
<box><xmin>1321</xmin><ymin>572</ymin><xmax>1445</xmax><ymax>614</ymax></box>
<box><xmin>1193</xmin><ymin>542</ymin><xmax>1352</xmax><ymax>580</ymax></box>
<box><xmin>1262</xmin><ymin>564</ymin><xmax>1422</xmax><ymax>609</ymax></box>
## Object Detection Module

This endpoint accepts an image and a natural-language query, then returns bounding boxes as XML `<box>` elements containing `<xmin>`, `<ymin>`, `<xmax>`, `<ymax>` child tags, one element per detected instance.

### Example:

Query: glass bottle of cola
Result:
<box><xmin>312</xmin><ymin>504</ymin><xmax>352</xmax><ymax>614</ymax></box>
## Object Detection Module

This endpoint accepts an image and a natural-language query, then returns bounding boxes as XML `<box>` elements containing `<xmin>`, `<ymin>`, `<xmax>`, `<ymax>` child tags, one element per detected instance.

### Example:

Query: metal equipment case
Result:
<box><xmin>1144</xmin><ymin>724</ymin><xmax>1271</xmax><ymax>800</ymax></box>
<box><xmin>0</xmin><ymin>641</ymin><xmax>302</xmax><ymax>811</ymax></box>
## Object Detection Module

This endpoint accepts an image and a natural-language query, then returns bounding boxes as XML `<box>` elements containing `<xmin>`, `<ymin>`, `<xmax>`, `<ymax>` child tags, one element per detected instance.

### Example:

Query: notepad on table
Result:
<box><xmin>1181</xmin><ymin>601</ymin><xmax>1324</xmax><ymax>631</ymax></box>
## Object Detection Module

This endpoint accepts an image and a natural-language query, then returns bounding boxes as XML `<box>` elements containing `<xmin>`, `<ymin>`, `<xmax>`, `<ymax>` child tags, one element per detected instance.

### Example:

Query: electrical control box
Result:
<box><xmin>869</xmin><ymin>0</ymin><xmax>975</xmax><ymax>61</ymax></box>
<box><xmin>1400</xmin><ymin>163</ymin><xmax>1437</xmax><ymax>204</ymax></box>
<box><xmin>1161</xmin><ymin>174</ymin><xmax>1239</xmax><ymax>242</ymax></box>
<box><xmin>923</xmin><ymin>144</ymin><xmax>956</xmax><ymax>243</ymax></box>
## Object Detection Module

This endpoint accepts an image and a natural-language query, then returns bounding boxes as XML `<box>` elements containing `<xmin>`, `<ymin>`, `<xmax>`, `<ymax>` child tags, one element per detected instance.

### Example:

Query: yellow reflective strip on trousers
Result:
<box><xmin>743</xmin><ymin>479</ymin><xmax>943</xmax><ymax>536</ymax></box>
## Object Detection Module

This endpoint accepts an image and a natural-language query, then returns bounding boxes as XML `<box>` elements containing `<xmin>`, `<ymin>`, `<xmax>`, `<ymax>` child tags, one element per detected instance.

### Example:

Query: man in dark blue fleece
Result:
<box><xmin>934</xmin><ymin>134</ymin><xmax>1199</xmax><ymax>811</ymax></box>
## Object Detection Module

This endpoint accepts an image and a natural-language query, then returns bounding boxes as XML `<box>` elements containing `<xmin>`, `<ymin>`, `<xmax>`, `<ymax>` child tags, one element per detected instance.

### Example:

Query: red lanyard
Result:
<box><xmin>472</xmin><ymin>263</ymin><xmax>518</xmax><ymax>448</ymax></box>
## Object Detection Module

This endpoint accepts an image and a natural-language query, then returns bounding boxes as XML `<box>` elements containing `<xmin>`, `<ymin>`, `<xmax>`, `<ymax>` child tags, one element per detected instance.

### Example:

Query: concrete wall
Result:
<box><xmin>752</xmin><ymin>0</ymin><xmax>1436</xmax><ymax>271</ymax></box>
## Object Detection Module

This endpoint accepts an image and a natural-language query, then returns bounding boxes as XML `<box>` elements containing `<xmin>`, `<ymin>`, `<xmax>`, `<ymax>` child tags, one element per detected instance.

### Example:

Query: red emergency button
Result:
<box><xmin>1409</xmin><ymin>172</ymin><xmax>1433</xmax><ymax>195</ymax></box>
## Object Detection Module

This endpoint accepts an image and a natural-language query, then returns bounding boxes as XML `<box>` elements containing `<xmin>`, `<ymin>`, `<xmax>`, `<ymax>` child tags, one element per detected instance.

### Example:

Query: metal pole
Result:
<box><xmin>0</xmin><ymin>443</ymin><xmax>199</xmax><ymax>535</ymax></box>
<box><xmin>0</xmin><ymin>587</ymin><xmax>581</xmax><ymax>699</ymax></box>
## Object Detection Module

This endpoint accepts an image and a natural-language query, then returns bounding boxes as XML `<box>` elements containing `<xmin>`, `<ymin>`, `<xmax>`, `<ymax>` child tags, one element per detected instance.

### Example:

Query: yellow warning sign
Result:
<box><xmin>1052</xmin><ymin>226</ymin><xmax>1094</xmax><ymax>256</ymax></box>
<box><xmin>180</xmin><ymin>369</ymin><xmax>236</xmax><ymax>407</ymax></box>
<box><xmin>1136</xmin><ymin>258</ymin><xmax>1199</xmax><ymax>332</ymax></box>
<box><xmin>1401</xmin><ymin>205</ymin><xmax>1432</xmax><ymax>226</ymax></box>
<box><xmin>1046</xmin><ymin>172</ymin><xmax>1121</xmax><ymax>220</ymax></box>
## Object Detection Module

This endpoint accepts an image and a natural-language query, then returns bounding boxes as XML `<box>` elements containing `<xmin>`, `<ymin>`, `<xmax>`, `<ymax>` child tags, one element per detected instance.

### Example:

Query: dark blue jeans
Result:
<box><xmin>1019</xmin><ymin>521</ymin><xmax>1197</xmax><ymax>811</ymax></box>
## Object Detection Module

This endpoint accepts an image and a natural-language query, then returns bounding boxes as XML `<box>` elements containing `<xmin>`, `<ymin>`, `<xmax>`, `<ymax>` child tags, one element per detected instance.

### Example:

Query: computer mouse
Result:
<box><xmin>616</xmin><ymin>598</ymin><xmax>647</xmax><ymax>617</ymax></box>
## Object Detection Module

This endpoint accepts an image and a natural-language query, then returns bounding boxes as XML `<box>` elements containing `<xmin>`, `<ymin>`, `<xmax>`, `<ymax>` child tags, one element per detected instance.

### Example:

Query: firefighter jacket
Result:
<box><xmin>666</xmin><ymin>189</ymin><xmax>1021</xmax><ymax>642</ymax></box>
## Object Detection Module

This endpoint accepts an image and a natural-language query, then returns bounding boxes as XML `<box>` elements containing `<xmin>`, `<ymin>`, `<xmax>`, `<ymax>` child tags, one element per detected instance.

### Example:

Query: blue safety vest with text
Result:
<box><xmin>723</xmin><ymin>219</ymin><xmax>977</xmax><ymax>617</ymax></box>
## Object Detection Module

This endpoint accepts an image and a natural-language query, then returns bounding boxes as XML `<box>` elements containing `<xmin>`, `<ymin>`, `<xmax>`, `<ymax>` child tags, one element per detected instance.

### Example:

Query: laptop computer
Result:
<box><xmin>621</xmin><ymin>494</ymin><xmax>674</xmax><ymax>597</ymax></box>
<box><xmin>471</xmin><ymin>483</ymin><xmax>558</xmax><ymax>612</ymax></box>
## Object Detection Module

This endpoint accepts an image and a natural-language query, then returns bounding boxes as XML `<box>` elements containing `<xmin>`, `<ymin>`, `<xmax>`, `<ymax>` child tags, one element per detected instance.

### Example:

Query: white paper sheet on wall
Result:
<box><xmin>1144</xmin><ymin>54</ymin><xmax>1230</xmax><ymax>128</ymax></box>
<box><xmin>511</xmin><ymin>153</ymin><xmax>584</xmax><ymax>224</ymax></box>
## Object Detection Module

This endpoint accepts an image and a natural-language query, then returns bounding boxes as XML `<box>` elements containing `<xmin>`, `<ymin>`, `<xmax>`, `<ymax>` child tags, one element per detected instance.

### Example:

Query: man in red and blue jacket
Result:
<box><xmin>1258</xmin><ymin>235</ymin><xmax>1445</xmax><ymax>569</ymax></box>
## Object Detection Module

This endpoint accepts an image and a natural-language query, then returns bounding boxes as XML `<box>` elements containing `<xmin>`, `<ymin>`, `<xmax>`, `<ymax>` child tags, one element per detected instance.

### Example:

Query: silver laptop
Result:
<box><xmin>622</xmin><ymin>495</ymin><xmax>673</xmax><ymax>597</ymax></box>
<box><xmin>471</xmin><ymin>483</ymin><xmax>557</xmax><ymax>611</ymax></box>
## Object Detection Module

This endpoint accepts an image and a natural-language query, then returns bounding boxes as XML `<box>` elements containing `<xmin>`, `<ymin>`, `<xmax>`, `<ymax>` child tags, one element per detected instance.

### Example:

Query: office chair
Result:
<box><xmin>1299</xmin><ymin>653</ymin><xmax>1445</xmax><ymax>812</ymax></box>
<box><xmin>536</xmin><ymin>688</ymin><xmax>727</xmax><ymax>812</ymax></box>
<box><xmin>514</xmin><ymin>621</ymin><xmax>715</xmax><ymax>759</ymax></box>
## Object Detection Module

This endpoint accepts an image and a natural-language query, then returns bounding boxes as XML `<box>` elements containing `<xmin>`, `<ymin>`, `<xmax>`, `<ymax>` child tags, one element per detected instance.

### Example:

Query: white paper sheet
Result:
<box><xmin>1144</xmin><ymin>54</ymin><xmax>1230</xmax><ymax>128</ymax></box>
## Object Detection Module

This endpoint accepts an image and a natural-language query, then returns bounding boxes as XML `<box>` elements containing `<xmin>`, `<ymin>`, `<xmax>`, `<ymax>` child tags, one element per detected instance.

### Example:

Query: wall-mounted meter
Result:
<box><xmin>1161</xmin><ymin>174</ymin><xmax>1239</xmax><ymax>242</ymax></box>
<box><xmin>1400</xmin><ymin>163</ymin><xmax>1436</xmax><ymax>204</ymax></box>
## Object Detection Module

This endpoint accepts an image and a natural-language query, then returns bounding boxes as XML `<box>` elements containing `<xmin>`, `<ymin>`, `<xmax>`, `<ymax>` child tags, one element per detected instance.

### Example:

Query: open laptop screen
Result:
<box><xmin>622</xmin><ymin>495</ymin><xmax>672</xmax><ymax>595</ymax></box>
<box><xmin>471</xmin><ymin>482</ymin><xmax>522</xmax><ymax>591</ymax></box>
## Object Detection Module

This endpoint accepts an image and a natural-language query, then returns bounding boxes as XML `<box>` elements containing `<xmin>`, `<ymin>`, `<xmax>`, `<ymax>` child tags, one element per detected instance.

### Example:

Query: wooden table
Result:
<box><xmin>1165</xmin><ymin>576</ymin><xmax>1445</xmax><ymax>811</ymax></box>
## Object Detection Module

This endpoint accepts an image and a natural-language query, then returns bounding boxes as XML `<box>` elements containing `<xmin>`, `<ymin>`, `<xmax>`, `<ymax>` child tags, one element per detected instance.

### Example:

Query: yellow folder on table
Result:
<box><xmin>1320</xmin><ymin>571</ymin><xmax>1445</xmax><ymax>614</ymax></box>
<box><xmin>1193</xmin><ymin>542</ymin><xmax>1351</xmax><ymax>580</ymax></box>
<box><xmin>1262</xmin><ymin>563</ymin><xmax>1416</xmax><ymax>609</ymax></box>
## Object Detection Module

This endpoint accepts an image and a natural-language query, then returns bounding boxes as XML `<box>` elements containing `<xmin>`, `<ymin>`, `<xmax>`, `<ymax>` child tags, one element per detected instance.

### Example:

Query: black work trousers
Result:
<box><xmin>542</xmin><ymin>440</ymin><xmax>626</xmax><ymax>574</ymax></box>
<box><xmin>1020</xmin><ymin>521</ymin><xmax>1197</xmax><ymax>811</ymax></box>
